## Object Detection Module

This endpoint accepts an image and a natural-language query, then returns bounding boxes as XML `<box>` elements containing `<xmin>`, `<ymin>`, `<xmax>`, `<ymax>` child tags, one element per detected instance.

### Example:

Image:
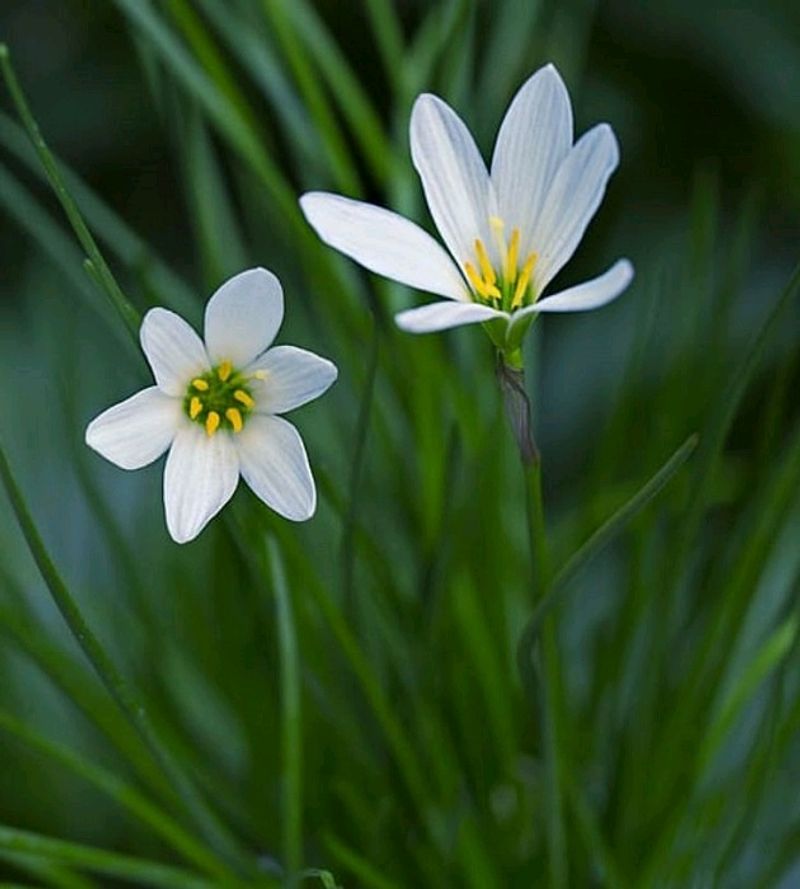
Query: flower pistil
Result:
<box><xmin>183</xmin><ymin>361</ymin><xmax>265</xmax><ymax>437</ymax></box>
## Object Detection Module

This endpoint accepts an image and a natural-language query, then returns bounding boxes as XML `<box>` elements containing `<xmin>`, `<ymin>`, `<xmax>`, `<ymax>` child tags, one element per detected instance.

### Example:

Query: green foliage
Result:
<box><xmin>1</xmin><ymin>2</ymin><xmax>799</xmax><ymax>887</ymax></box>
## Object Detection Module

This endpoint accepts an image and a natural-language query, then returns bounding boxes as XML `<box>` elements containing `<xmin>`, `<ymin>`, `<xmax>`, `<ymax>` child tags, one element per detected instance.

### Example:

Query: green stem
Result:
<box><xmin>503</xmin><ymin>355</ymin><xmax>567</xmax><ymax>888</ymax></box>
<box><xmin>524</xmin><ymin>462</ymin><xmax>568</xmax><ymax>889</ymax></box>
<box><xmin>0</xmin><ymin>444</ymin><xmax>256</xmax><ymax>878</ymax></box>
<box><xmin>0</xmin><ymin>45</ymin><xmax>140</xmax><ymax>338</ymax></box>
<box><xmin>268</xmin><ymin>537</ymin><xmax>303</xmax><ymax>886</ymax></box>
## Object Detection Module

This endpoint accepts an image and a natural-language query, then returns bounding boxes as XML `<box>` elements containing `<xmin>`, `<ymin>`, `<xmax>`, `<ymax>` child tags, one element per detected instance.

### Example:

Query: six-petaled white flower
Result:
<box><xmin>300</xmin><ymin>63</ymin><xmax>633</xmax><ymax>350</ymax></box>
<box><xmin>85</xmin><ymin>268</ymin><xmax>337</xmax><ymax>544</ymax></box>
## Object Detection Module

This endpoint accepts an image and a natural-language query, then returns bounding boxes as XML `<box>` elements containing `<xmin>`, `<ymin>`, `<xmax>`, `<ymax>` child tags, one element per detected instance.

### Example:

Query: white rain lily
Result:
<box><xmin>300</xmin><ymin>63</ymin><xmax>633</xmax><ymax>350</ymax></box>
<box><xmin>86</xmin><ymin>268</ymin><xmax>337</xmax><ymax>543</ymax></box>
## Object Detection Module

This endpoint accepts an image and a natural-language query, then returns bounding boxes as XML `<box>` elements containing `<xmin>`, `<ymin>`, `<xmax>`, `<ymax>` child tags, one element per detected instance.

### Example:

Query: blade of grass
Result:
<box><xmin>0</xmin><ymin>46</ymin><xmax>140</xmax><ymax>337</ymax></box>
<box><xmin>0</xmin><ymin>111</ymin><xmax>197</xmax><ymax>316</ymax></box>
<box><xmin>0</xmin><ymin>443</ymin><xmax>257</xmax><ymax>876</ymax></box>
<box><xmin>259</xmin><ymin>0</ymin><xmax>363</xmax><ymax>194</ymax></box>
<box><xmin>361</xmin><ymin>0</ymin><xmax>404</xmax><ymax>91</ymax></box>
<box><xmin>191</xmin><ymin>0</ymin><xmax>320</xmax><ymax>176</ymax></box>
<box><xmin>0</xmin><ymin>827</ymin><xmax>210</xmax><ymax>889</ymax></box>
<box><xmin>0</xmin><ymin>162</ymin><xmax>133</xmax><ymax>352</ymax></box>
<box><xmin>672</xmin><ymin>258</ymin><xmax>800</xmax><ymax>590</ymax></box>
<box><xmin>0</xmin><ymin>709</ymin><xmax>232</xmax><ymax>883</ymax></box>
<box><xmin>341</xmin><ymin>320</ymin><xmax>380</xmax><ymax>615</ymax></box>
<box><xmin>179</xmin><ymin>107</ymin><xmax>248</xmax><ymax>285</ymax></box>
<box><xmin>0</xmin><ymin>595</ymin><xmax>169</xmax><ymax>805</ymax></box>
<box><xmin>165</xmin><ymin>0</ymin><xmax>264</xmax><ymax>143</ymax></box>
<box><xmin>280</xmin><ymin>0</ymin><xmax>394</xmax><ymax>182</ymax></box>
<box><xmin>267</xmin><ymin>536</ymin><xmax>304</xmax><ymax>886</ymax></box>
<box><xmin>518</xmin><ymin>433</ymin><xmax>699</xmax><ymax>664</ymax></box>
<box><xmin>108</xmin><ymin>0</ymin><xmax>302</xmax><ymax>239</ymax></box>
<box><xmin>0</xmin><ymin>855</ymin><xmax>96</xmax><ymax>889</ymax></box>
<box><xmin>697</xmin><ymin>614</ymin><xmax>798</xmax><ymax>777</ymax></box>
<box><xmin>322</xmin><ymin>834</ymin><xmax>401</xmax><ymax>889</ymax></box>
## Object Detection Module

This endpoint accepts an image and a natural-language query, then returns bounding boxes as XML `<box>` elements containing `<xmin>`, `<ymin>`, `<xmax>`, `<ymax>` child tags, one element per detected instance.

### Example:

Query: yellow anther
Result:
<box><xmin>252</xmin><ymin>370</ymin><xmax>268</xmax><ymax>381</ymax></box>
<box><xmin>464</xmin><ymin>262</ymin><xmax>490</xmax><ymax>298</ymax></box>
<box><xmin>191</xmin><ymin>378</ymin><xmax>209</xmax><ymax>391</ymax></box>
<box><xmin>218</xmin><ymin>361</ymin><xmax>232</xmax><ymax>382</ymax></box>
<box><xmin>225</xmin><ymin>407</ymin><xmax>243</xmax><ymax>433</ymax></box>
<box><xmin>504</xmin><ymin>228</ymin><xmax>521</xmax><ymax>285</ymax></box>
<box><xmin>234</xmin><ymin>389</ymin><xmax>255</xmax><ymax>409</ymax></box>
<box><xmin>474</xmin><ymin>238</ymin><xmax>496</xmax><ymax>285</ymax></box>
<box><xmin>512</xmin><ymin>253</ymin><xmax>538</xmax><ymax>308</ymax></box>
<box><xmin>485</xmin><ymin>283</ymin><xmax>502</xmax><ymax>300</ymax></box>
<box><xmin>189</xmin><ymin>396</ymin><xmax>203</xmax><ymax>419</ymax></box>
<box><xmin>205</xmin><ymin>411</ymin><xmax>220</xmax><ymax>436</ymax></box>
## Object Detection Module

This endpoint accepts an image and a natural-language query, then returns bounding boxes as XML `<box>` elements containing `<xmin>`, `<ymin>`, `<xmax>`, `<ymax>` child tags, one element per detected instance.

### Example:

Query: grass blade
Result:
<box><xmin>0</xmin><ymin>827</ymin><xmax>210</xmax><ymax>889</ymax></box>
<box><xmin>0</xmin><ymin>46</ymin><xmax>140</xmax><ymax>337</ymax></box>
<box><xmin>268</xmin><ymin>537</ymin><xmax>304</xmax><ymax>885</ymax></box>
<box><xmin>0</xmin><ymin>443</ymin><xmax>256</xmax><ymax>877</ymax></box>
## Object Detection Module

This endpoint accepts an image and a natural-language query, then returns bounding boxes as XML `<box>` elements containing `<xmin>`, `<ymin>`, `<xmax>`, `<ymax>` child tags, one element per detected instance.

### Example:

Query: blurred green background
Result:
<box><xmin>0</xmin><ymin>1</ymin><xmax>799</xmax><ymax>887</ymax></box>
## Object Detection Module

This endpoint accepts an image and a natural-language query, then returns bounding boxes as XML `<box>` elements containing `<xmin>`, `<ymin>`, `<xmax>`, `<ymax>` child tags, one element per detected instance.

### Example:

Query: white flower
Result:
<box><xmin>85</xmin><ymin>268</ymin><xmax>338</xmax><ymax>543</ymax></box>
<box><xmin>300</xmin><ymin>64</ymin><xmax>633</xmax><ymax>348</ymax></box>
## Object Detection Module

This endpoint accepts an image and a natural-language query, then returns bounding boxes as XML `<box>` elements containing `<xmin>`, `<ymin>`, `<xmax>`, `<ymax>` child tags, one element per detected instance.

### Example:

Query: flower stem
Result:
<box><xmin>499</xmin><ymin>354</ymin><xmax>568</xmax><ymax>888</ymax></box>
<box><xmin>524</xmin><ymin>462</ymin><xmax>568</xmax><ymax>889</ymax></box>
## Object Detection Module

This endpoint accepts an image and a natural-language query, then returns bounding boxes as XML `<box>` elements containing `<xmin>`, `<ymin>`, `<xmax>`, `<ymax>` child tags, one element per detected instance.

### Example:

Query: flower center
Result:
<box><xmin>463</xmin><ymin>216</ymin><xmax>538</xmax><ymax>311</ymax></box>
<box><xmin>183</xmin><ymin>360</ymin><xmax>260</xmax><ymax>436</ymax></box>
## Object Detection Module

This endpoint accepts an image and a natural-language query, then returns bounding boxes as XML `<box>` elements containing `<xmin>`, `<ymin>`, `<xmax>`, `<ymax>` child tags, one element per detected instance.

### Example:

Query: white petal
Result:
<box><xmin>491</xmin><ymin>64</ymin><xmax>573</xmax><ymax>254</ymax></box>
<box><xmin>533</xmin><ymin>123</ymin><xmax>620</xmax><ymax>292</ymax></box>
<box><xmin>248</xmin><ymin>345</ymin><xmax>338</xmax><ymax>415</ymax></box>
<box><xmin>299</xmin><ymin>193</ymin><xmax>467</xmax><ymax>301</ymax></box>
<box><xmin>237</xmin><ymin>415</ymin><xmax>316</xmax><ymax>521</ymax></box>
<box><xmin>394</xmin><ymin>300</ymin><xmax>506</xmax><ymax>334</ymax></box>
<box><xmin>163</xmin><ymin>424</ymin><xmax>240</xmax><ymax>544</ymax></box>
<box><xmin>410</xmin><ymin>93</ymin><xmax>495</xmax><ymax>269</ymax></box>
<box><xmin>140</xmin><ymin>308</ymin><xmax>210</xmax><ymax>397</ymax></box>
<box><xmin>204</xmin><ymin>268</ymin><xmax>284</xmax><ymax>367</ymax></box>
<box><xmin>85</xmin><ymin>387</ymin><xmax>181</xmax><ymax>470</ymax></box>
<box><xmin>508</xmin><ymin>259</ymin><xmax>633</xmax><ymax>333</ymax></box>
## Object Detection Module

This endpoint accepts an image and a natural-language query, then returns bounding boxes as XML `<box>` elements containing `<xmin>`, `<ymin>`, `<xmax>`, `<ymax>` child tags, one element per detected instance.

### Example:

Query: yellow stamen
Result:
<box><xmin>189</xmin><ymin>396</ymin><xmax>203</xmax><ymax>419</ymax></box>
<box><xmin>225</xmin><ymin>407</ymin><xmax>243</xmax><ymax>433</ymax></box>
<box><xmin>504</xmin><ymin>228</ymin><xmax>521</xmax><ymax>284</ymax></box>
<box><xmin>191</xmin><ymin>378</ymin><xmax>209</xmax><ymax>391</ymax></box>
<box><xmin>218</xmin><ymin>361</ymin><xmax>232</xmax><ymax>382</ymax></box>
<box><xmin>464</xmin><ymin>261</ymin><xmax>489</xmax><ymax>298</ymax></box>
<box><xmin>205</xmin><ymin>411</ymin><xmax>220</xmax><ymax>436</ymax></box>
<box><xmin>252</xmin><ymin>370</ymin><xmax>268</xmax><ymax>381</ymax></box>
<box><xmin>474</xmin><ymin>238</ymin><xmax>496</xmax><ymax>286</ymax></box>
<box><xmin>512</xmin><ymin>253</ymin><xmax>538</xmax><ymax>309</ymax></box>
<box><xmin>234</xmin><ymin>389</ymin><xmax>255</xmax><ymax>409</ymax></box>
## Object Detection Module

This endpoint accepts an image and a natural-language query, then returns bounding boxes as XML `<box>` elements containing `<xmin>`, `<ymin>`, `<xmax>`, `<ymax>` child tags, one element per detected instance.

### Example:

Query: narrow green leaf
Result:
<box><xmin>268</xmin><ymin>536</ymin><xmax>304</xmax><ymax>885</ymax></box>
<box><xmin>259</xmin><ymin>0</ymin><xmax>363</xmax><ymax>194</ymax></box>
<box><xmin>0</xmin><ymin>709</ymin><xmax>232</xmax><ymax>882</ymax></box>
<box><xmin>0</xmin><ymin>826</ymin><xmax>210</xmax><ymax>889</ymax></box>
<box><xmin>0</xmin><ymin>443</ymin><xmax>255</xmax><ymax>876</ymax></box>
<box><xmin>0</xmin><ymin>45</ymin><xmax>140</xmax><ymax>338</ymax></box>
<box><xmin>519</xmin><ymin>433</ymin><xmax>699</xmax><ymax>653</ymax></box>
<box><xmin>699</xmin><ymin>615</ymin><xmax>798</xmax><ymax>773</ymax></box>
<box><xmin>323</xmin><ymin>834</ymin><xmax>401</xmax><ymax>889</ymax></box>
